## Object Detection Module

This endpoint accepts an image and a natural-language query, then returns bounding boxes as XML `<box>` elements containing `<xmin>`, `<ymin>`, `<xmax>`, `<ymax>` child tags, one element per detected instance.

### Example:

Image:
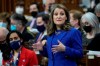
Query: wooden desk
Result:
<box><xmin>77</xmin><ymin>55</ymin><xmax>100</xmax><ymax>66</ymax></box>
<box><xmin>86</xmin><ymin>55</ymin><xmax>100</xmax><ymax>66</ymax></box>
<box><xmin>77</xmin><ymin>55</ymin><xmax>87</xmax><ymax>66</ymax></box>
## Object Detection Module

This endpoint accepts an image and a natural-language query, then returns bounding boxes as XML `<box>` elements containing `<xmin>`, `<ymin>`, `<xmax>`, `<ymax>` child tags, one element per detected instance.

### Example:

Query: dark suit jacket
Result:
<box><xmin>22</xmin><ymin>27</ymin><xmax>34</xmax><ymax>42</ymax></box>
<box><xmin>26</xmin><ymin>19</ymin><xmax>37</xmax><ymax>28</ymax></box>
<box><xmin>87</xmin><ymin>33</ymin><xmax>100</xmax><ymax>51</ymax></box>
<box><xmin>35</xmin><ymin>32</ymin><xmax>47</xmax><ymax>43</ymax></box>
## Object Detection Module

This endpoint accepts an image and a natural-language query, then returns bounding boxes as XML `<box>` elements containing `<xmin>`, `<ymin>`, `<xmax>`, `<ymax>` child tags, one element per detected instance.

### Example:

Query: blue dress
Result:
<box><xmin>42</xmin><ymin>28</ymin><xmax>83</xmax><ymax>66</ymax></box>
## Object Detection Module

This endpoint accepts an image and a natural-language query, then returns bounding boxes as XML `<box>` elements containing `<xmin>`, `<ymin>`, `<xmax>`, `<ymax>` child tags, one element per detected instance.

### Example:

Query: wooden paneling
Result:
<box><xmin>0</xmin><ymin>0</ymin><xmax>17</xmax><ymax>13</ymax></box>
<box><xmin>0</xmin><ymin>0</ymin><xmax>83</xmax><ymax>14</ymax></box>
<box><xmin>0</xmin><ymin>0</ymin><xmax>2</xmax><ymax>12</ymax></box>
<box><xmin>24</xmin><ymin>0</ymin><xmax>43</xmax><ymax>14</ymax></box>
<box><xmin>55</xmin><ymin>0</ymin><xmax>83</xmax><ymax>11</ymax></box>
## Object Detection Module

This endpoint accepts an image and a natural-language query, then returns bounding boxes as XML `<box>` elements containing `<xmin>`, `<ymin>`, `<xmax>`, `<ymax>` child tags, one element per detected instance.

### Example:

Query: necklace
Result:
<box><xmin>55</xmin><ymin>30</ymin><xmax>62</xmax><ymax>35</ymax></box>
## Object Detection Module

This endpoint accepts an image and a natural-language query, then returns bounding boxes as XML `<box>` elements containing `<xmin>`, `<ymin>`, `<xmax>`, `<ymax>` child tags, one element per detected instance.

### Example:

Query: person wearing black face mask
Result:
<box><xmin>81</xmin><ymin>12</ymin><xmax>100</xmax><ymax>48</ymax></box>
<box><xmin>0</xmin><ymin>41</ymin><xmax>8</xmax><ymax>52</ymax></box>
<box><xmin>0</xmin><ymin>27</ymin><xmax>9</xmax><ymax>65</ymax></box>
<box><xmin>29</xmin><ymin>2</ymin><xmax>39</xmax><ymax>18</ymax></box>
<box><xmin>3</xmin><ymin>31</ymin><xmax>38</xmax><ymax>66</ymax></box>
<box><xmin>32</xmin><ymin>14</ymin><xmax>49</xmax><ymax>66</ymax></box>
<box><xmin>35</xmin><ymin>14</ymin><xmax>49</xmax><ymax>42</ymax></box>
<box><xmin>83</xmin><ymin>25</ymin><xmax>93</xmax><ymax>33</ymax></box>
<box><xmin>36</xmin><ymin>24</ymin><xmax>46</xmax><ymax>32</ymax></box>
<box><xmin>26</xmin><ymin>2</ymin><xmax>39</xmax><ymax>30</ymax></box>
<box><xmin>31</xmin><ymin>11</ymin><xmax>38</xmax><ymax>18</ymax></box>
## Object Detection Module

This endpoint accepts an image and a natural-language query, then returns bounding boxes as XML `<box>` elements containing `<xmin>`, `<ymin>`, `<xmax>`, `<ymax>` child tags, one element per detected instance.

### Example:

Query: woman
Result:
<box><xmin>33</xmin><ymin>4</ymin><xmax>83</xmax><ymax>66</ymax></box>
<box><xmin>81</xmin><ymin>12</ymin><xmax>100</xmax><ymax>51</ymax></box>
<box><xmin>3</xmin><ymin>30</ymin><xmax>38</xmax><ymax>66</ymax></box>
<box><xmin>81</xmin><ymin>12</ymin><xmax>100</xmax><ymax>47</ymax></box>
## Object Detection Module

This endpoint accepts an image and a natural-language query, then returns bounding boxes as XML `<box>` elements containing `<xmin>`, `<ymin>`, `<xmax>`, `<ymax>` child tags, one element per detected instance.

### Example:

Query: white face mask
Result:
<box><xmin>15</xmin><ymin>7</ymin><xmax>24</xmax><ymax>15</ymax></box>
<box><xmin>0</xmin><ymin>22</ymin><xmax>7</xmax><ymax>28</ymax></box>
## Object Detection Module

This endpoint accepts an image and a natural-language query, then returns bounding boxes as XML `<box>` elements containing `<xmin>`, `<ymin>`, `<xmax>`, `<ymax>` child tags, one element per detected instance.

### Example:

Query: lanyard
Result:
<box><xmin>4</xmin><ymin>52</ymin><xmax>20</xmax><ymax>66</ymax></box>
<box><xmin>36</xmin><ymin>33</ymin><xmax>43</xmax><ymax>42</ymax></box>
<box><xmin>11</xmin><ymin>48</ymin><xmax>22</xmax><ymax>66</ymax></box>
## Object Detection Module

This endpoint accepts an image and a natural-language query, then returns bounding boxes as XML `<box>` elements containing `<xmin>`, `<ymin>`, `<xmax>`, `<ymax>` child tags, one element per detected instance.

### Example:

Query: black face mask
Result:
<box><xmin>83</xmin><ymin>25</ymin><xmax>92</xmax><ymax>33</ymax></box>
<box><xmin>36</xmin><ymin>25</ymin><xmax>45</xmax><ymax>32</ymax></box>
<box><xmin>0</xmin><ymin>44</ymin><xmax>3</xmax><ymax>49</ymax></box>
<box><xmin>31</xmin><ymin>11</ymin><xmax>38</xmax><ymax>18</ymax></box>
<box><xmin>0</xmin><ymin>43</ymin><xmax>7</xmax><ymax>52</ymax></box>
<box><xmin>1</xmin><ymin>43</ymin><xmax>11</xmax><ymax>60</ymax></box>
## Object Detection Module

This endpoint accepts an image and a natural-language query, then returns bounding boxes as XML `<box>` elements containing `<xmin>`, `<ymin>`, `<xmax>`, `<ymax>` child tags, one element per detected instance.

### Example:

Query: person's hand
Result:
<box><xmin>42</xmin><ymin>40</ymin><xmax>47</xmax><ymax>45</ymax></box>
<box><xmin>52</xmin><ymin>40</ymin><xmax>66</xmax><ymax>54</ymax></box>
<box><xmin>32</xmin><ymin>41</ymin><xmax>44</xmax><ymax>51</ymax></box>
<box><xmin>32</xmin><ymin>43</ymin><xmax>37</xmax><ymax>50</ymax></box>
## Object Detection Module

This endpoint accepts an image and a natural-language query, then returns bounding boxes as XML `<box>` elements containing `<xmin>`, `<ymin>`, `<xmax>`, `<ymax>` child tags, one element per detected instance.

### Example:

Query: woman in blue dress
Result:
<box><xmin>33</xmin><ymin>4</ymin><xmax>83</xmax><ymax>66</ymax></box>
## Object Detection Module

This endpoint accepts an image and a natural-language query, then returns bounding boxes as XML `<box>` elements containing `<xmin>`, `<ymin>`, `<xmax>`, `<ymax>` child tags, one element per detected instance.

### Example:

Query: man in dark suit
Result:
<box><xmin>10</xmin><ymin>13</ymin><xmax>34</xmax><ymax>42</ymax></box>
<box><xmin>26</xmin><ymin>2</ymin><xmax>39</xmax><ymax>29</ymax></box>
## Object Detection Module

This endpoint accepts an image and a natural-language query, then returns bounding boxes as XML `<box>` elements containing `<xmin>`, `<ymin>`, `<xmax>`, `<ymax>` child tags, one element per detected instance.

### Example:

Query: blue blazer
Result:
<box><xmin>41</xmin><ymin>28</ymin><xmax>83</xmax><ymax>66</ymax></box>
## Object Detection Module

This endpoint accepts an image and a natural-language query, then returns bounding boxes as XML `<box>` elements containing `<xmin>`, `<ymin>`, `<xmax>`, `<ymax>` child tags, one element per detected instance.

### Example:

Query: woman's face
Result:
<box><xmin>53</xmin><ymin>8</ymin><xmax>67</xmax><ymax>26</ymax></box>
<box><xmin>9</xmin><ymin>33</ymin><xmax>20</xmax><ymax>42</ymax></box>
<box><xmin>81</xmin><ymin>19</ymin><xmax>90</xmax><ymax>26</ymax></box>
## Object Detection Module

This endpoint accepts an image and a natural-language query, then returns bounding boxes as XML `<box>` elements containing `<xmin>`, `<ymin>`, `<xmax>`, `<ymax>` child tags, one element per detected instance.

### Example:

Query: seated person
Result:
<box><xmin>3</xmin><ymin>30</ymin><xmax>38</xmax><ymax>66</ymax></box>
<box><xmin>32</xmin><ymin>14</ymin><xmax>49</xmax><ymax>66</ymax></box>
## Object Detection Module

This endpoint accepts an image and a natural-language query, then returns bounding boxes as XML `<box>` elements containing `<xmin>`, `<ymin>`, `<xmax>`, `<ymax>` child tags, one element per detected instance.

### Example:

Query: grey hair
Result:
<box><xmin>81</xmin><ymin>12</ymin><xmax>100</xmax><ymax>34</ymax></box>
<box><xmin>95</xmin><ymin>3</ymin><xmax>100</xmax><ymax>13</ymax></box>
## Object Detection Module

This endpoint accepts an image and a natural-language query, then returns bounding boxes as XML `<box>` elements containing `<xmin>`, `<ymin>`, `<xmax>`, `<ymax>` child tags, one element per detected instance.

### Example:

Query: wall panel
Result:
<box><xmin>0</xmin><ymin>0</ymin><xmax>83</xmax><ymax>14</ymax></box>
